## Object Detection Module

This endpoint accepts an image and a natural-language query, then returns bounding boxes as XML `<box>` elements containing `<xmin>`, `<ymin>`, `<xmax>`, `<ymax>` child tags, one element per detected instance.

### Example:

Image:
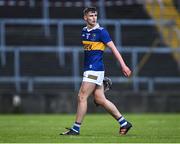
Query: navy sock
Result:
<box><xmin>117</xmin><ymin>116</ymin><xmax>127</xmax><ymax>127</ymax></box>
<box><xmin>71</xmin><ymin>122</ymin><xmax>81</xmax><ymax>133</ymax></box>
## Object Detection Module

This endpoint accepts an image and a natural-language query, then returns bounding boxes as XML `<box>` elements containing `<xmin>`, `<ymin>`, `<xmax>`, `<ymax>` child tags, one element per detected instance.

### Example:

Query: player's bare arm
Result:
<box><xmin>106</xmin><ymin>41</ymin><xmax>132</xmax><ymax>77</ymax></box>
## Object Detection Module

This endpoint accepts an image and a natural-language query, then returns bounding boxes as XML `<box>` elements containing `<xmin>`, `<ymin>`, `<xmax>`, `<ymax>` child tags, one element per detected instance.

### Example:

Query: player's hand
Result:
<box><xmin>121</xmin><ymin>65</ymin><xmax>132</xmax><ymax>77</ymax></box>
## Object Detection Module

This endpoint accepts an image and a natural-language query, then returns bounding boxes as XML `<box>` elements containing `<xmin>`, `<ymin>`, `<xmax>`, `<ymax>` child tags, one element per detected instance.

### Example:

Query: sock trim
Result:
<box><xmin>117</xmin><ymin>116</ymin><xmax>127</xmax><ymax>127</ymax></box>
<box><xmin>75</xmin><ymin>122</ymin><xmax>81</xmax><ymax>125</ymax></box>
<box><xmin>118</xmin><ymin>116</ymin><xmax>124</xmax><ymax>122</ymax></box>
<box><xmin>71</xmin><ymin>128</ymin><xmax>79</xmax><ymax>133</ymax></box>
<box><xmin>121</xmin><ymin>121</ymin><xmax>127</xmax><ymax>127</ymax></box>
<box><xmin>74</xmin><ymin>123</ymin><xmax>81</xmax><ymax>127</ymax></box>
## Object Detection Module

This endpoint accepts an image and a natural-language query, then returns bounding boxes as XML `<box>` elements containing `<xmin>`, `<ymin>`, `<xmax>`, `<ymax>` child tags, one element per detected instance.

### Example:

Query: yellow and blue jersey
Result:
<box><xmin>81</xmin><ymin>24</ymin><xmax>112</xmax><ymax>71</ymax></box>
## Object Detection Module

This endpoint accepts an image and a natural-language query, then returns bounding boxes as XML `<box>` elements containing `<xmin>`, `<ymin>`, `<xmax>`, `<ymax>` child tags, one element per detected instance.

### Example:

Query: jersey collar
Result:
<box><xmin>86</xmin><ymin>23</ymin><xmax>100</xmax><ymax>32</ymax></box>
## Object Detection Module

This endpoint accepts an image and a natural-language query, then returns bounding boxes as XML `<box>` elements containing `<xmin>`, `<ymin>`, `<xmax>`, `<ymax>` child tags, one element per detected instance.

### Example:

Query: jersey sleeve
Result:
<box><xmin>100</xmin><ymin>29</ymin><xmax>112</xmax><ymax>44</ymax></box>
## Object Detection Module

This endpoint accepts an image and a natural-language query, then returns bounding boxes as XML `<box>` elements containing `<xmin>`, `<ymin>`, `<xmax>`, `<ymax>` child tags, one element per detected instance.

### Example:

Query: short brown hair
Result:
<box><xmin>83</xmin><ymin>7</ymin><xmax>97</xmax><ymax>15</ymax></box>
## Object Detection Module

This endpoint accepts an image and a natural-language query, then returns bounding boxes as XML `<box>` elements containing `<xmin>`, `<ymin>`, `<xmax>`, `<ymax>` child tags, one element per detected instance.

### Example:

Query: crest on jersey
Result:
<box><xmin>91</xmin><ymin>33</ymin><xmax>96</xmax><ymax>41</ymax></box>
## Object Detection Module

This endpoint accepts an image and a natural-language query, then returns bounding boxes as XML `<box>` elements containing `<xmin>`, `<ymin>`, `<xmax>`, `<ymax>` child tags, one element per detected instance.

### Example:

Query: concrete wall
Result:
<box><xmin>0</xmin><ymin>91</ymin><xmax>180</xmax><ymax>113</ymax></box>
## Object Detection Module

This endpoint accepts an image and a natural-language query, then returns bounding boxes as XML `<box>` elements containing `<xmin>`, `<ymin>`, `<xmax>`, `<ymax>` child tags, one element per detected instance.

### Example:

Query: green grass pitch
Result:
<box><xmin>0</xmin><ymin>114</ymin><xmax>180</xmax><ymax>143</ymax></box>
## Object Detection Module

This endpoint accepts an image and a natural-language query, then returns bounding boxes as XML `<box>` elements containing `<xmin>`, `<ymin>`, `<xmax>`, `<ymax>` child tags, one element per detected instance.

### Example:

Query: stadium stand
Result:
<box><xmin>145</xmin><ymin>0</ymin><xmax>180</xmax><ymax>68</ymax></box>
<box><xmin>0</xmin><ymin>0</ymin><xmax>180</xmax><ymax>94</ymax></box>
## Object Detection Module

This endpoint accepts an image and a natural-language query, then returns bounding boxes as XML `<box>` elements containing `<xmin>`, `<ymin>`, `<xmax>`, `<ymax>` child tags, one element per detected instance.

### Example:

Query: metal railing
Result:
<box><xmin>0</xmin><ymin>18</ymin><xmax>159</xmax><ymax>67</ymax></box>
<box><xmin>0</xmin><ymin>19</ymin><xmax>180</xmax><ymax>93</ymax></box>
<box><xmin>0</xmin><ymin>46</ymin><xmax>180</xmax><ymax>93</ymax></box>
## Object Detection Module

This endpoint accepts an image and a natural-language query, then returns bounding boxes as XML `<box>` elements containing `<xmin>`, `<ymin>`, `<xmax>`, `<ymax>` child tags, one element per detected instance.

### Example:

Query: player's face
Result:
<box><xmin>84</xmin><ymin>11</ymin><xmax>97</xmax><ymax>28</ymax></box>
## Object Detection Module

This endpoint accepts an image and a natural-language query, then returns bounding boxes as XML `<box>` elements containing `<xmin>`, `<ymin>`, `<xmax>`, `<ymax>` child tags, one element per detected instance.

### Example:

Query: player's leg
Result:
<box><xmin>93</xmin><ymin>86</ymin><xmax>132</xmax><ymax>135</ymax></box>
<box><xmin>60</xmin><ymin>81</ymin><xmax>96</xmax><ymax>135</ymax></box>
<box><xmin>94</xmin><ymin>77</ymin><xmax>112</xmax><ymax>106</ymax></box>
<box><xmin>93</xmin><ymin>85</ymin><xmax>122</xmax><ymax>119</ymax></box>
<box><xmin>75</xmin><ymin>81</ymin><xmax>96</xmax><ymax>123</ymax></box>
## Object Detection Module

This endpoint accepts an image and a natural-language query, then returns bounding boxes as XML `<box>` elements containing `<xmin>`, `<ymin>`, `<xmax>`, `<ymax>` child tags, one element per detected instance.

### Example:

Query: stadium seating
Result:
<box><xmin>0</xmin><ymin>0</ymin><xmax>180</xmax><ymax>93</ymax></box>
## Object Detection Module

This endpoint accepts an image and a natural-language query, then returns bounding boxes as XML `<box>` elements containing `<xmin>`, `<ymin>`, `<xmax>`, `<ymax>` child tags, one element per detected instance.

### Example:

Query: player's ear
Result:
<box><xmin>84</xmin><ymin>15</ymin><xmax>87</xmax><ymax>21</ymax></box>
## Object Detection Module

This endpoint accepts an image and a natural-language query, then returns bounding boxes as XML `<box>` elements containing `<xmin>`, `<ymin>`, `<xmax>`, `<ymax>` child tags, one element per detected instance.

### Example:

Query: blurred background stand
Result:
<box><xmin>0</xmin><ymin>0</ymin><xmax>180</xmax><ymax>113</ymax></box>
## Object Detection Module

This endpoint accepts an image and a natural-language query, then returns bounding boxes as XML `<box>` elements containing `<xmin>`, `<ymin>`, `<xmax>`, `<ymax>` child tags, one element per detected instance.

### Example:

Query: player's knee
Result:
<box><xmin>94</xmin><ymin>97</ymin><xmax>106</xmax><ymax>106</ymax></box>
<box><xmin>77</xmin><ymin>92</ymin><xmax>87</xmax><ymax>103</ymax></box>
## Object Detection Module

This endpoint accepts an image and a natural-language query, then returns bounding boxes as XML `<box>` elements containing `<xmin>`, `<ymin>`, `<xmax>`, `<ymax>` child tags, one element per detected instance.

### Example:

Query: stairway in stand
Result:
<box><xmin>145</xmin><ymin>0</ymin><xmax>180</xmax><ymax>68</ymax></box>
